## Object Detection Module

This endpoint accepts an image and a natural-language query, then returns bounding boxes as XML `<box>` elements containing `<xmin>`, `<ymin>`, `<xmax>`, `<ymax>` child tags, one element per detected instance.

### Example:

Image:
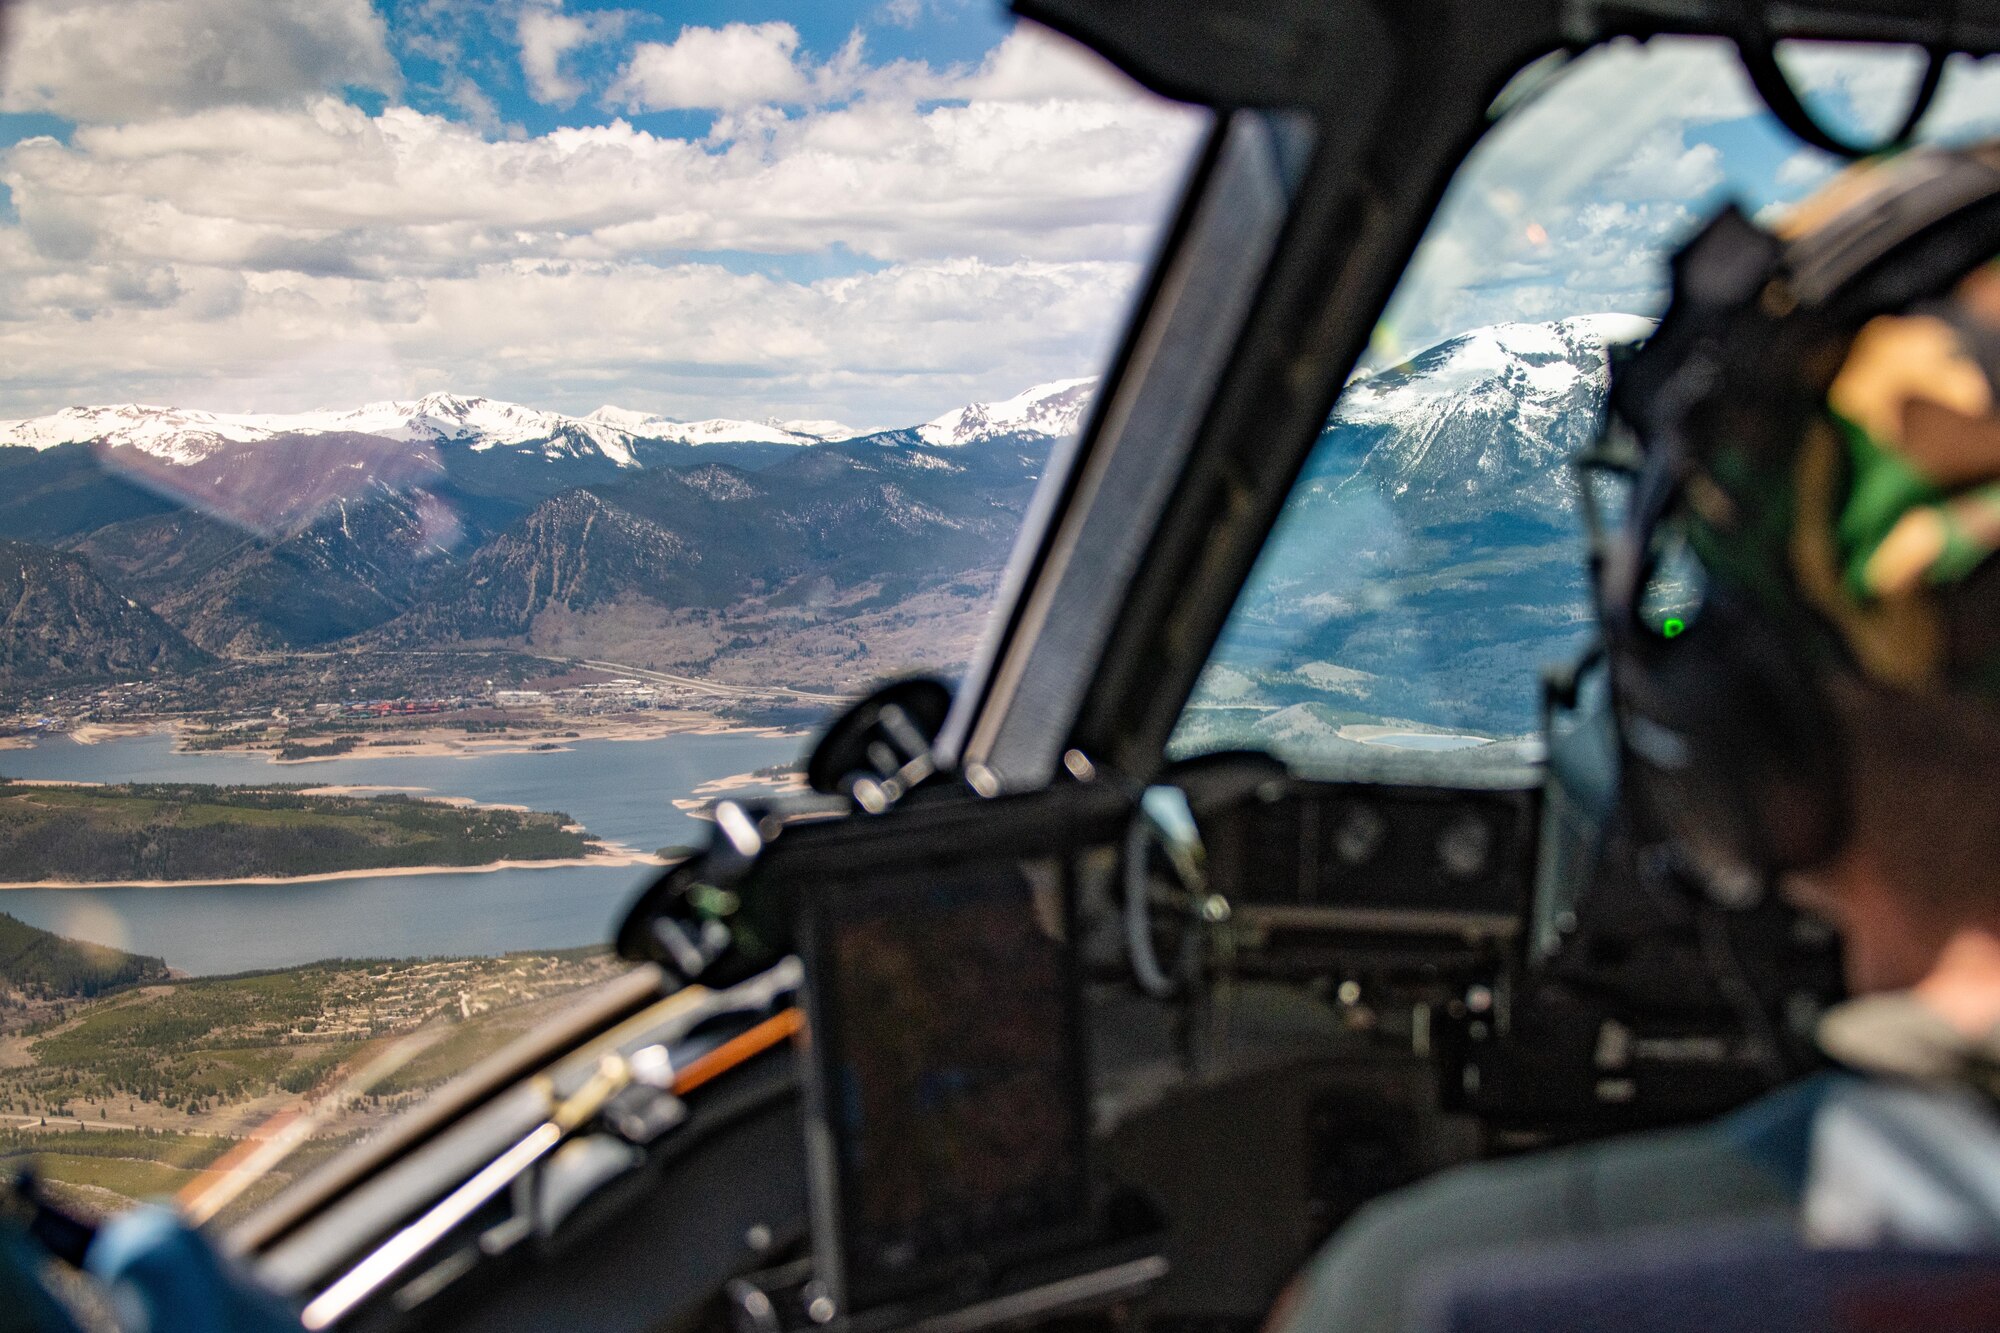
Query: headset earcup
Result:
<box><xmin>1722</xmin><ymin>621</ymin><xmax>1845</xmax><ymax>870</ymax></box>
<box><xmin>1612</xmin><ymin>595</ymin><xmax>1845</xmax><ymax>891</ymax></box>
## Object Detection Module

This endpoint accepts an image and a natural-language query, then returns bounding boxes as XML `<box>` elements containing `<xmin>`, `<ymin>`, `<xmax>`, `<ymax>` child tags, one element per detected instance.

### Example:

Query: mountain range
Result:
<box><xmin>0</xmin><ymin>394</ymin><xmax>875</xmax><ymax>460</ymax></box>
<box><xmin>0</xmin><ymin>380</ymin><xmax>1093</xmax><ymax>467</ymax></box>
<box><xmin>0</xmin><ymin>539</ymin><xmax>208</xmax><ymax>691</ymax></box>
<box><xmin>0</xmin><ymin>379</ymin><xmax>1095</xmax><ymax>697</ymax></box>
<box><xmin>0</xmin><ymin>316</ymin><xmax>1653</xmax><ymax>734</ymax></box>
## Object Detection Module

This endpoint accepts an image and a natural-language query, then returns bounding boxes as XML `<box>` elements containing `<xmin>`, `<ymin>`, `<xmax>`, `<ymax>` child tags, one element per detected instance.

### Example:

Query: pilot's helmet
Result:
<box><xmin>1600</xmin><ymin>141</ymin><xmax>2000</xmax><ymax>891</ymax></box>
<box><xmin>1695</xmin><ymin>156</ymin><xmax>2000</xmax><ymax>692</ymax></box>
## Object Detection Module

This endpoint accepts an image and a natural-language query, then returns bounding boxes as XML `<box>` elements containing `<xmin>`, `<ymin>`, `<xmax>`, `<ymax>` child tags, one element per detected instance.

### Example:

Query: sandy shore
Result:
<box><xmin>687</xmin><ymin>768</ymin><xmax>808</xmax><ymax>798</ymax></box>
<box><xmin>69</xmin><ymin>723</ymin><xmax>172</xmax><ymax>746</ymax></box>
<box><xmin>291</xmin><ymin>787</ymin><xmax>533</xmax><ymax>813</ymax></box>
<box><xmin>670</xmin><ymin>766</ymin><xmax>810</xmax><ymax>820</ymax></box>
<box><xmin>12</xmin><ymin>779</ymin><xmax>539</xmax><ymax>815</ymax></box>
<box><xmin>1336</xmin><ymin>723</ymin><xmax>1491</xmax><ymax>745</ymax></box>
<box><xmin>0</xmin><ymin>847</ymin><xmax>665</xmax><ymax>891</ymax></box>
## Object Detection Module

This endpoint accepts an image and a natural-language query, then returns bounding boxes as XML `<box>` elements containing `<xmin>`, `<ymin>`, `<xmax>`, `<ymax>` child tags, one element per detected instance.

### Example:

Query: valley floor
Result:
<box><xmin>0</xmin><ymin>949</ymin><xmax>629</xmax><ymax>1226</ymax></box>
<box><xmin>4</xmin><ymin>649</ymin><xmax>824</xmax><ymax>760</ymax></box>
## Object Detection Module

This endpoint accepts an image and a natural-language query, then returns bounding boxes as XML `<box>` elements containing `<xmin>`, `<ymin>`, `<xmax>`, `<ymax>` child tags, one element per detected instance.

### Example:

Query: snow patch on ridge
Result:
<box><xmin>0</xmin><ymin>393</ymin><xmax>866</xmax><ymax>467</ymax></box>
<box><xmin>0</xmin><ymin>317</ymin><xmax>1649</xmax><ymax>475</ymax></box>
<box><xmin>918</xmin><ymin>377</ymin><xmax>1099</xmax><ymax>447</ymax></box>
<box><xmin>0</xmin><ymin>393</ymin><xmax>644</xmax><ymax>467</ymax></box>
<box><xmin>582</xmin><ymin>407</ymin><xmax>855</xmax><ymax>447</ymax></box>
<box><xmin>663</xmin><ymin>418</ymin><xmax>830</xmax><ymax>446</ymax></box>
<box><xmin>1339</xmin><ymin>314</ymin><xmax>1654</xmax><ymax>428</ymax></box>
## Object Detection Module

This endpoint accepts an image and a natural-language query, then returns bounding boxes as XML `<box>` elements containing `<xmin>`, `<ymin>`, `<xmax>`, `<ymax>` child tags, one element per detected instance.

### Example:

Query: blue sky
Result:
<box><xmin>1373</xmin><ymin>41</ymin><xmax>2000</xmax><ymax>363</ymax></box>
<box><xmin>384</xmin><ymin>0</ymin><xmax>1013</xmax><ymax>141</ymax></box>
<box><xmin>0</xmin><ymin>1</ymin><xmax>1016</xmax><ymax>148</ymax></box>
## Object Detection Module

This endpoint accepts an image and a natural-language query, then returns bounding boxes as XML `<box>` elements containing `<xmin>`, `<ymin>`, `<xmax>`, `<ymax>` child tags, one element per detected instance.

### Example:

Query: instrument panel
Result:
<box><xmin>1196</xmin><ymin>775</ymin><xmax>1539</xmax><ymax>942</ymax></box>
<box><xmin>1169</xmin><ymin>764</ymin><xmax>1839</xmax><ymax>1150</ymax></box>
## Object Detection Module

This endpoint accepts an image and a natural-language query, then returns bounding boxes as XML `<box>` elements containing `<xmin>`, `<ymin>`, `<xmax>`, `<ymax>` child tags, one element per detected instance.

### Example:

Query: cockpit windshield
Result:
<box><xmin>0</xmin><ymin>1</ymin><xmax>1202</xmax><ymax>1221</ymax></box>
<box><xmin>1169</xmin><ymin>37</ymin><xmax>2000</xmax><ymax>781</ymax></box>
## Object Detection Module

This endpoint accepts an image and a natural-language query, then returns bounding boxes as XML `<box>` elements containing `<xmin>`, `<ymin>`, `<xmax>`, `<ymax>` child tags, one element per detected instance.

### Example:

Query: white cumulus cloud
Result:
<box><xmin>0</xmin><ymin>252</ymin><xmax>1151</xmax><ymax>428</ymax></box>
<box><xmin>518</xmin><ymin>1</ymin><xmax>628</xmax><ymax>107</ymax></box>
<box><xmin>0</xmin><ymin>0</ymin><xmax>397</xmax><ymax>122</ymax></box>
<box><xmin>607</xmin><ymin>21</ymin><xmax>812</xmax><ymax>112</ymax></box>
<box><xmin>3</xmin><ymin>75</ymin><xmax>1198</xmax><ymax>272</ymax></box>
<box><xmin>601</xmin><ymin>19</ymin><xmax>1136</xmax><ymax>114</ymax></box>
<box><xmin>0</xmin><ymin>13</ymin><xmax>1205</xmax><ymax>426</ymax></box>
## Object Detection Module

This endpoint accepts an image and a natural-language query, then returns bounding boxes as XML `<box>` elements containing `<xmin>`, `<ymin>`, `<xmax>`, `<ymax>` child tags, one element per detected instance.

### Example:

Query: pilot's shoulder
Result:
<box><xmin>1362</xmin><ymin>1118</ymin><xmax>1787</xmax><ymax>1259</ymax></box>
<box><xmin>1282</xmin><ymin>1075</ymin><xmax>1847</xmax><ymax>1333</ymax></box>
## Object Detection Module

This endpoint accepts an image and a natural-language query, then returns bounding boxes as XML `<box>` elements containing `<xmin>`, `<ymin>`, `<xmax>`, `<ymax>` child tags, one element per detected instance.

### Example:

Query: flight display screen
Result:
<box><xmin>801</xmin><ymin>858</ymin><xmax>1090</xmax><ymax>1311</ymax></box>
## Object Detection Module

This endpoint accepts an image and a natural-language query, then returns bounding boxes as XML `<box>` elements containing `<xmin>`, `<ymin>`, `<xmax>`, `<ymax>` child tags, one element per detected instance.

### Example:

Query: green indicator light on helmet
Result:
<box><xmin>689</xmin><ymin>884</ymin><xmax>740</xmax><ymax>918</ymax></box>
<box><xmin>1662</xmin><ymin>617</ymin><xmax>1686</xmax><ymax>639</ymax></box>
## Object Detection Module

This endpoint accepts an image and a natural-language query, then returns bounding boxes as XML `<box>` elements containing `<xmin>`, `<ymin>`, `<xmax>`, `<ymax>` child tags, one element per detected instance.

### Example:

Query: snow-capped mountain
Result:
<box><xmin>1317</xmin><ymin>313</ymin><xmax>1655</xmax><ymax>523</ymax></box>
<box><xmin>0</xmin><ymin>394</ymin><xmax>868</xmax><ymax>469</ymax></box>
<box><xmin>916</xmin><ymin>377</ymin><xmax>1098</xmax><ymax>447</ymax></box>
<box><xmin>0</xmin><ymin>317</ymin><xmax>1644</xmax><ymax>480</ymax></box>
<box><xmin>0</xmin><ymin>318</ymin><xmax>1646</xmax><ymax>528</ymax></box>
<box><xmin>1185</xmin><ymin>312</ymin><xmax>1655</xmax><ymax>743</ymax></box>
<box><xmin>581</xmin><ymin>407</ymin><xmax>856</xmax><ymax>447</ymax></box>
<box><xmin>0</xmin><ymin>394</ymin><xmax>649</xmax><ymax>467</ymax></box>
<box><xmin>4</xmin><ymin>315</ymin><xmax>1660</xmax><ymax>716</ymax></box>
<box><xmin>0</xmin><ymin>380</ymin><xmax>1089</xmax><ymax>537</ymax></box>
<box><xmin>1339</xmin><ymin>314</ymin><xmax>1652</xmax><ymax>426</ymax></box>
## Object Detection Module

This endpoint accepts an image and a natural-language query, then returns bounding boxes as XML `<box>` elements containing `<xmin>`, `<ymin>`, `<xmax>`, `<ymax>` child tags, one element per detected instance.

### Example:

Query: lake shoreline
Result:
<box><xmin>0</xmin><ymin>847</ymin><xmax>667</xmax><ymax>892</ymax></box>
<box><xmin>8</xmin><ymin>717</ymin><xmax>806</xmax><ymax>760</ymax></box>
<box><xmin>1337</xmin><ymin>722</ymin><xmax>1494</xmax><ymax>749</ymax></box>
<box><xmin>0</xmin><ymin>725</ymin><xmax>800</xmax><ymax>974</ymax></box>
<box><xmin>247</xmin><ymin>714</ymin><xmax>800</xmax><ymax>761</ymax></box>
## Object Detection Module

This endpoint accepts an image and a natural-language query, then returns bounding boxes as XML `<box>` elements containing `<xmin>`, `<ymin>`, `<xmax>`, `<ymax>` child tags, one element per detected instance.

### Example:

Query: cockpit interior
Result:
<box><xmin>9</xmin><ymin>1</ymin><xmax>2000</xmax><ymax>1331</ymax></box>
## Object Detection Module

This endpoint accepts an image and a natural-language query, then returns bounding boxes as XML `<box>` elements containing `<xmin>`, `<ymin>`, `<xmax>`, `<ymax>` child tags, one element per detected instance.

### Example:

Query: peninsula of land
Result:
<box><xmin>0</xmin><ymin>781</ymin><xmax>634</xmax><ymax>887</ymax></box>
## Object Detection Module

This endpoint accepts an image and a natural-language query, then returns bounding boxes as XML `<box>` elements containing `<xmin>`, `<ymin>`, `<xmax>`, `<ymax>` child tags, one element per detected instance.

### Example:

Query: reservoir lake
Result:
<box><xmin>0</xmin><ymin>729</ymin><xmax>803</xmax><ymax>975</ymax></box>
